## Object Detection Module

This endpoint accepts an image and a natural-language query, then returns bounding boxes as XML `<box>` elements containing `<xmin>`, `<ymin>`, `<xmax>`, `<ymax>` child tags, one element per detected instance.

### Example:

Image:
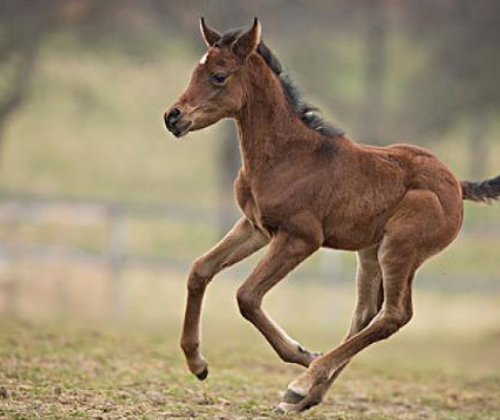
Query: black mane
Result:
<box><xmin>257</xmin><ymin>42</ymin><xmax>344</xmax><ymax>137</ymax></box>
<box><xmin>215</xmin><ymin>29</ymin><xmax>344</xmax><ymax>137</ymax></box>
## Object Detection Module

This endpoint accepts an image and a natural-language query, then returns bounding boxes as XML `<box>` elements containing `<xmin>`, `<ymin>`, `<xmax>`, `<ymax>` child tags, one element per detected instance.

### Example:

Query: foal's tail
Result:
<box><xmin>461</xmin><ymin>174</ymin><xmax>500</xmax><ymax>203</ymax></box>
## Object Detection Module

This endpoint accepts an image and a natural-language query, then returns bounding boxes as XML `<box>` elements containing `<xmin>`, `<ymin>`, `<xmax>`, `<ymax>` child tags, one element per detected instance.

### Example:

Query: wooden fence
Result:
<box><xmin>0</xmin><ymin>193</ymin><xmax>498</xmax><ymax>317</ymax></box>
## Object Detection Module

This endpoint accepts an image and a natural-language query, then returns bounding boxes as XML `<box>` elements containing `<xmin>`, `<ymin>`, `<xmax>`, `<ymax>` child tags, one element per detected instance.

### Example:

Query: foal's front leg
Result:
<box><xmin>181</xmin><ymin>217</ymin><xmax>268</xmax><ymax>379</ymax></box>
<box><xmin>236</xmin><ymin>231</ymin><xmax>320</xmax><ymax>367</ymax></box>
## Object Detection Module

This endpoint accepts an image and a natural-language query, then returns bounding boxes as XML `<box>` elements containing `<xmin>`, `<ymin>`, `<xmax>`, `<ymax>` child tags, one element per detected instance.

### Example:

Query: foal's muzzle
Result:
<box><xmin>164</xmin><ymin>107</ymin><xmax>192</xmax><ymax>138</ymax></box>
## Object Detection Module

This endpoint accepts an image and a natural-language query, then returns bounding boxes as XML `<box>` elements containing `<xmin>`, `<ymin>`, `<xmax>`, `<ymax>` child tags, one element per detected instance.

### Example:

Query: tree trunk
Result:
<box><xmin>469</xmin><ymin>113</ymin><xmax>490</xmax><ymax>180</ymax></box>
<box><xmin>360</xmin><ymin>0</ymin><xmax>388</xmax><ymax>146</ymax></box>
<box><xmin>0</xmin><ymin>36</ymin><xmax>39</xmax><ymax>168</ymax></box>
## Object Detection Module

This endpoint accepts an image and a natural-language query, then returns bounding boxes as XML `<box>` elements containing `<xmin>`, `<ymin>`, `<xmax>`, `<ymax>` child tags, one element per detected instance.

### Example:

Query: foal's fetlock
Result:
<box><xmin>297</xmin><ymin>345</ymin><xmax>322</xmax><ymax>364</ymax></box>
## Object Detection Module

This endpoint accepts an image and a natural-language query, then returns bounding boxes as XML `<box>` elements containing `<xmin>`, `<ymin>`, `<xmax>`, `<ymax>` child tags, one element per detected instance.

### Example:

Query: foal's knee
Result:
<box><xmin>236</xmin><ymin>287</ymin><xmax>260</xmax><ymax>321</ymax></box>
<box><xmin>187</xmin><ymin>258</ymin><xmax>214</xmax><ymax>293</ymax></box>
<box><xmin>375</xmin><ymin>309</ymin><xmax>413</xmax><ymax>340</ymax></box>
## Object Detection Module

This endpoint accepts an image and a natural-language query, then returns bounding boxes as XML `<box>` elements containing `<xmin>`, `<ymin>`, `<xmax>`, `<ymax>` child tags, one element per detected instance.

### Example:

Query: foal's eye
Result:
<box><xmin>211</xmin><ymin>72</ymin><xmax>229</xmax><ymax>86</ymax></box>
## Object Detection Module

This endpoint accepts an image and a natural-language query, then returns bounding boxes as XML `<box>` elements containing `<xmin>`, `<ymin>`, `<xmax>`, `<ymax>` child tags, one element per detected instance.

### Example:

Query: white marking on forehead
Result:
<box><xmin>199</xmin><ymin>52</ymin><xmax>208</xmax><ymax>65</ymax></box>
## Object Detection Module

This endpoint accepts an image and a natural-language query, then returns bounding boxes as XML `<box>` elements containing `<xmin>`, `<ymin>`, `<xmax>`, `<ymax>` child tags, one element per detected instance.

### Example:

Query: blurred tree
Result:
<box><xmin>0</xmin><ymin>0</ymin><xmax>45</xmax><ymax>159</ymax></box>
<box><xmin>404</xmin><ymin>0</ymin><xmax>500</xmax><ymax>177</ymax></box>
<box><xmin>0</xmin><ymin>0</ymin><xmax>100</xmax><ymax>162</ymax></box>
<box><xmin>0</xmin><ymin>0</ymin><xmax>199</xmax><ymax>165</ymax></box>
<box><xmin>360</xmin><ymin>0</ymin><xmax>388</xmax><ymax>145</ymax></box>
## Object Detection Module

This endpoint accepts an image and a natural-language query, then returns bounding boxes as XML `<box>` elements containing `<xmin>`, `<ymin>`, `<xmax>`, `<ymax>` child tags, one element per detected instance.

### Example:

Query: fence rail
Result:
<box><xmin>0</xmin><ymin>194</ymin><xmax>223</xmax><ymax>316</ymax></box>
<box><xmin>0</xmin><ymin>193</ymin><xmax>499</xmax><ymax>317</ymax></box>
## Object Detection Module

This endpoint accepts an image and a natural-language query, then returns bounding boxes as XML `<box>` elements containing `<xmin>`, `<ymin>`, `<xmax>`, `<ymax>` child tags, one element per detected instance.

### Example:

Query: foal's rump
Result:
<box><xmin>387</xmin><ymin>143</ymin><xmax>500</xmax><ymax>205</ymax></box>
<box><xmin>385</xmin><ymin>143</ymin><xmax>462</xmax><ymax>199</ymax></box>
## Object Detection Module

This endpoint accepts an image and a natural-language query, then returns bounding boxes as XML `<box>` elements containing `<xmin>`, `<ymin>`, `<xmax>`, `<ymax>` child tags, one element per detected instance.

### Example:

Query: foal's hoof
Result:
<box><xmin>274</xmin><ymin>402</ymin><xmax>295</xmax><ymax>414</ymax></box>
<box><xmin>275</xmin><ymin>395</ymin><xmax>321</xmax><ymax>414</ymax></box>
<box><xmin>282</xmin><ymin>388</ymin><xmax>306</xmax><ymax>404</ymax></box>
<box><xmin>274</xmin><ymin>400</ymin><xmax>319</xmax><ymax>414</ymax></box>
<box><xmin>195</xmin><ymin>366</ymin><xmax>209</xmax><ymax>381</ymax></box>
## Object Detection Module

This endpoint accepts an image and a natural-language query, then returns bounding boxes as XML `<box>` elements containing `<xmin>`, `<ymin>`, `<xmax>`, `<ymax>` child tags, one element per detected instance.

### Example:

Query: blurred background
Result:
<box><xmin>0</xmin><ymin>0</ymin><xmax>499</xmax><ymax>339</ymax></box>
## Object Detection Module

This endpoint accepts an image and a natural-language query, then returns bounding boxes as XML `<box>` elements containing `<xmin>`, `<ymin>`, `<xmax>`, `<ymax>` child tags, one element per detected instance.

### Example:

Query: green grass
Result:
<box><xmin>0</xmin><ymin>275</ymin><xmax>499</xmax><ymax>419</ymax></box>
<box><xmin>0</xmin><ymin>316</ymin><xmax>499</xmax><ymax>419</ymax></box>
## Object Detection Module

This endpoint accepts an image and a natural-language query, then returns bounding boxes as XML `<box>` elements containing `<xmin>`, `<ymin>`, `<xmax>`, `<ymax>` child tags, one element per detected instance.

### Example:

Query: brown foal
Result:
<box><xmin>164</xmin><ymin>18</ymin><xmax>500</xmax><ymax>413</ymax></box>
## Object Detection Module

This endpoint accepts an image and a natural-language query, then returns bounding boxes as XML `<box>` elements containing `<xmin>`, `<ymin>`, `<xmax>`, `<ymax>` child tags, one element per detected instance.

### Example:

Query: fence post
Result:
<box><xmin>3</xmin><ymin>275</ymin><xmax>20</xmax><ymax>317</ymax></box>
<box><xmin>108</xmin><ymin>206</ymin><xmax>126</xmax><ymax>319</ymax></box>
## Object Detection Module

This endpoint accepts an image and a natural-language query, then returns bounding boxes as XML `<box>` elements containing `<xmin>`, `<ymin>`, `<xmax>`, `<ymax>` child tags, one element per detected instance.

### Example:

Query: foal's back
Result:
<box><xmin>321</xmin><ymin>137</ymin><xmax>463</xmax><ymax>251</ymax></box>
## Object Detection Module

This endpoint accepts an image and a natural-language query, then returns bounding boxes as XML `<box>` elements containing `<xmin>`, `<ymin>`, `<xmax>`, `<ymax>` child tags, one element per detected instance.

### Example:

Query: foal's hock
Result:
<box><xmin>164</xmin><ymin>18</ymin><xmax>500</xmax><ymax>413</ymax></box>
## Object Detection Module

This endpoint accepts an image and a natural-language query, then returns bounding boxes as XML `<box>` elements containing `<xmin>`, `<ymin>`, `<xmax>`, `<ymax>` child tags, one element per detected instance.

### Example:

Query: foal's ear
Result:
<box><xmin>200</xmin><ymin>17</ymin><xmax>221</xmax><ymax>47</ymax></box>
<box><xmin>233</xmin><ymin>17</ymin><xmax>261</xmax><ymax>59</ymax></box>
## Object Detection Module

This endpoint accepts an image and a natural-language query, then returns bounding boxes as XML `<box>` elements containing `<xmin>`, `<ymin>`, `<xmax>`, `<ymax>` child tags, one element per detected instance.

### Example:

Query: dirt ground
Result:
<box><xmin>0</xmin><ymin>313</ymin><xmax>499</xmax><ymax>420</ymax></box>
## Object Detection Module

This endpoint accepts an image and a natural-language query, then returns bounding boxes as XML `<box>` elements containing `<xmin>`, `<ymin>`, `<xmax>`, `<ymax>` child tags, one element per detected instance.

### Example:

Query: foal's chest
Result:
<box><xmin>234</xmin><ymin>172</ymin><xmax>272</xmax><ymax>237</ymax></box>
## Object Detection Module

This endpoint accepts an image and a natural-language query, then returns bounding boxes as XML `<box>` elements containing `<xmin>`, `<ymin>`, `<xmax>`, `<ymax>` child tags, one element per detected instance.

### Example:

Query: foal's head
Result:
<box><xmin>164</xmin><ymin>18</ymin><xmax>261</xmax><ymax>137</ymax></box>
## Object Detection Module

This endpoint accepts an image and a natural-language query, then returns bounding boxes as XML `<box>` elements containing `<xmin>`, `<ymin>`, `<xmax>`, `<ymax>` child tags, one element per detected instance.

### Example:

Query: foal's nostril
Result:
<box><xmin>165</xmin><ymin>107</ymin><xmax>183</xmax><ymax>129</ymax></box>
<box><xmin>170</xmin><ymin>107</ymin><xmax>181</xmax><ymax>119</ymax></box>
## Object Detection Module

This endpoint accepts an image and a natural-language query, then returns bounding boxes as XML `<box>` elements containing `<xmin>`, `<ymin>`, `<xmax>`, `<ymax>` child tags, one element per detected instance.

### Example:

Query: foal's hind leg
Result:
<box><xmin>280</xmin><ymin>244</ymin><xmax>416</xmax><ymax>412</ymax></box>
<box><xmin>278</xmin><ymin>190</ymin><xmax>459</xmax><ymax>412</ymax></box>
<box><xmin>281</xmin><ymin>245</ymin><xmax>384</xmax><ymax>406</ymax></box>
<box><xmin>236</xmin><ymin>230</ymin><xmax>321</xmax><ymax>367</ymax></box>
<box><xmin>181</xmin><ymin>217</ymin><xmax>268</xmax><ymax>379</ymax></box>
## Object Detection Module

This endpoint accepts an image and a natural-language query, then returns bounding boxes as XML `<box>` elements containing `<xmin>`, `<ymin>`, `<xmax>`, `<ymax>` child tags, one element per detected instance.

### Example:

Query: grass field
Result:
<box><xmin>1</xmin><ymin>274</ymin><xmax>499</xmax><ymax>420</ymax></box>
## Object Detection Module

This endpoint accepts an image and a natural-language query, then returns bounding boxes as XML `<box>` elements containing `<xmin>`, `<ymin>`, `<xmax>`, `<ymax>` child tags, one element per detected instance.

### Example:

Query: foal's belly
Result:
<box><xmin>322</xmin><ymin>225</ymin><xmax>384</xmax><ymax>251</ymax></box>
<box><xmin>321</xmin><ymin>208</ymin><xmax>389</xmax><ymax>251</ymax></box>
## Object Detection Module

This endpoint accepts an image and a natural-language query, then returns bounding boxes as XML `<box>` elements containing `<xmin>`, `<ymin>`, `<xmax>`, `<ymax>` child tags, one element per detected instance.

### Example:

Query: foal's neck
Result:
<box><xmin>235</xmin><ymin>56</ymin><xmax>310</xmax><ymax>174</ymax></box>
